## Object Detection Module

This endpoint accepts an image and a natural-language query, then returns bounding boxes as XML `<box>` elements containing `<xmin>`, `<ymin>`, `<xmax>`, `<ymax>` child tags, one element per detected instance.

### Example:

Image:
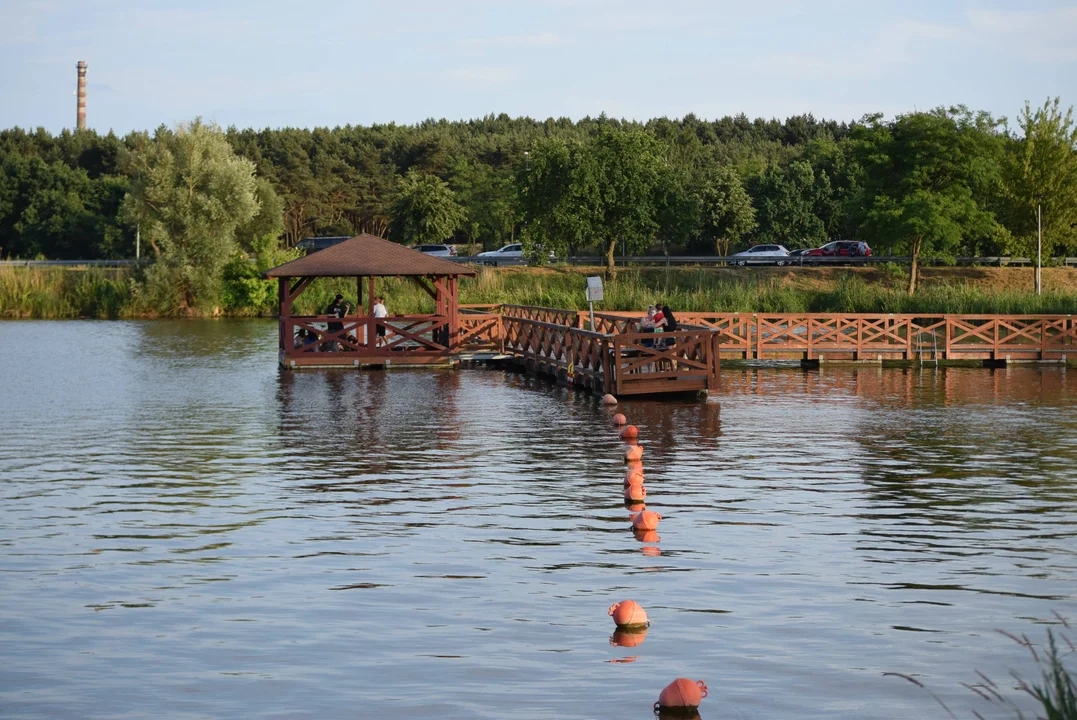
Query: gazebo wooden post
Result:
<box><xmin>447</xmin><ymin>276</ymin><xmax>460</xmax><ymax>350</ymax></box>
<box><xmin>367</xmin><ymin>275</ymin><xmax>376</xmax><ymax>348</ymax></box>
<box><xmin>278</xmin><ymin>277</ymin><xmax>290</xmax><ymax>353</ymax></box>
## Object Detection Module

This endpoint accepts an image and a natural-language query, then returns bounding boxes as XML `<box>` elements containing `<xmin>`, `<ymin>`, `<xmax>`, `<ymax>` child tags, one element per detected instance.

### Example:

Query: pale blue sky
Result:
<box><xmin>2</xmin><ymin>0</ymin><xmax>1075</xmax><ymax>134</ymax></box>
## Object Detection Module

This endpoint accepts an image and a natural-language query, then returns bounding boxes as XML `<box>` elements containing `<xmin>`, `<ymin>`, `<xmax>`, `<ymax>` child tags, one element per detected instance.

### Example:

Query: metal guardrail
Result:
<box><xmin>5</xmin><ymin>256</ymin><xmax>1075</xmax><ymax>268</ymax></box>
<box><xmin>450</xmin><ymin>255</ymin><xmax>1077</xmax><ymax>268</ymax></box>
<box><xmin>0</xmin><ymin>259</ymin><xmax>147</xmax><ymax>267</ymax></box>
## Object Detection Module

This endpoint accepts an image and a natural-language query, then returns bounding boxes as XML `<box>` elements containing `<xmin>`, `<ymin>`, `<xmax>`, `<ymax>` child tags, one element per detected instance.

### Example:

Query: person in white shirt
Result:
<box><xmin>373</xmin><ymin>296</ymin><xmax>388</xmax><ymax>346</ymax></box>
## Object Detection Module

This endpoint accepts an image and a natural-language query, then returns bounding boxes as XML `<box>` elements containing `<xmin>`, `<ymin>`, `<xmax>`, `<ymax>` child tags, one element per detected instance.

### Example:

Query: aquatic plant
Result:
<box><xmin>888</xmin><ymin>616</ymin><xmax>1076</xmax><ymax>719</ymax></box>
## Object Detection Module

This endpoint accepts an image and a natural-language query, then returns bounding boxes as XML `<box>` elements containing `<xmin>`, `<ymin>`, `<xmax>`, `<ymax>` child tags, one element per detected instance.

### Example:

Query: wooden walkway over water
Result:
<box><xmin>280</xmin><ymin>303</ymin><xmax>1077</xmax><ymax>396</ymax></box>
<box><xmin>586</xmin><ymin>311</ymin><xmax>1077</xmax><ymax>363</ymax></box>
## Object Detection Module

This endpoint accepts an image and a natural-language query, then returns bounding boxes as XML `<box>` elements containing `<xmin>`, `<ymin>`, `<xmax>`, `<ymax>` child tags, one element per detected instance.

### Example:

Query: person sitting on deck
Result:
<box><xmin>325</xmin><ymin>295</ymin><xmax>352</xmax><ymax>351</ymax></box>
<box><xmin>661</xmin><ymin>305</ymin><xmax>678</xmax><ymax>333</ymax></box>
<box><xmin>652</xmin><ymin>304</ymin><xmax>666</xmax><ymax>332</ymax></box>
<box><xmin>640</xmin><ymin>305</ymin><xmax>657</xmax><ymax>347</ymax></box>
<box><xmin>639</xmin><ymin>305</ymin><xmax>657</xmax><ymax>331</ymax></box>
<box><xmin>660</xmin><ymin>304</ymin><xmax>678</xmax><ymax>350</ymax></box>
<box><xmin>294</xmin><ymin>328</ymin><xmax>307</xmax><ymax>349</ymax></box>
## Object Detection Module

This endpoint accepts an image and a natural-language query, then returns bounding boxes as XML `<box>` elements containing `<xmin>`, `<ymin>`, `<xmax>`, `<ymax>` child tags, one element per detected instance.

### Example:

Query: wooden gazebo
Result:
<box><xmin>263</xmin><ymin>234</ymin><xmax>476</xmax><ymax>368</ymax></box>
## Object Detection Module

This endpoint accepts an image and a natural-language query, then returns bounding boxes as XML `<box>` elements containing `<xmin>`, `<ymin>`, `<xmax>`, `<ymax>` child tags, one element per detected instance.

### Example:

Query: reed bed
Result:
<box><xmin>3</xmin><ymin>265</ymin><xmax>1077</xmax><ymax>318</ymax></box>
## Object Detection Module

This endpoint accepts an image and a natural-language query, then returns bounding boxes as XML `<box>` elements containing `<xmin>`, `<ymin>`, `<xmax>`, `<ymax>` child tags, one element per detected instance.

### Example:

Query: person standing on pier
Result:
<box><xmin>373</xmin><ymin>295</ymin><xmax>388</xmax><ymax>347</ymax></box>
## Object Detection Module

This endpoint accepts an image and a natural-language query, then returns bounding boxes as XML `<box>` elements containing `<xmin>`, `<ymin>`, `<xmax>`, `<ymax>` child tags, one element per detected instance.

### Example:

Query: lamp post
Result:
<box><xmin>1035</xmin><ymin>204</ymin><xmax>1042</xmax><ymax>295</ymax></box>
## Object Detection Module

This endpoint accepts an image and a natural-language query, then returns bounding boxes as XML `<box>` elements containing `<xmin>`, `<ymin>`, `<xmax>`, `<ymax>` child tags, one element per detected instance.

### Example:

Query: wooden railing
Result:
<box><xmin>610</xmin><ymin>329</ymin><xmax>721</xmax><ymax>395</ymax></box>
<box><xmin>457</xmin><ymin>311</ymin><xmax>503</xmax><ymax>353</ymax></box>
<box><xmin>282</xmin><ymin>314</ymin><xmax>454</xmax><ymax>365</ymax></box>
<box><xmin>582</xmin><ymin>311</ymin><xmax>1077</xmax><ymax>361</ymax></box>
<box><xmin>502</xmin><ymin>304</ymin><xmax>581</xmax><ymax>328</ymax></box>
<box><xmin>499</xmin><ymin>313</ymin><xmax>720</xmax><ymax>395</ymax></box>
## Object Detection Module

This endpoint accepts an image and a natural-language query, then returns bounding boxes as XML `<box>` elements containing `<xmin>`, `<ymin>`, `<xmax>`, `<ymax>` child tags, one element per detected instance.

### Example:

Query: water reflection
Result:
<box><xmin>0</xmin><ymin>321</ymin><xmax>1074</xmax><ymax>720</ymax></box>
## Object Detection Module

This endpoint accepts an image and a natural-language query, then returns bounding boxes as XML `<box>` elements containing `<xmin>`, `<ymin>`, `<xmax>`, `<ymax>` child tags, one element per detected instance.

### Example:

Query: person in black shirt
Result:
<box><xmin>325</xmin><ymin>294</ymin><xmax>352</xmax><ymax>350</ymax></box>
<box><xmin>662</xmin><ymin>305</ymin><xmax>678</xmax><ymax>332</ymax></box>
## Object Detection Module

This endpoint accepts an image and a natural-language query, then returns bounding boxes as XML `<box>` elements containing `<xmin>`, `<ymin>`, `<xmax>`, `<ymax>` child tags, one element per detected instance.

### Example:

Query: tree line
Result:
<box><xmin>0</xmin><ymin>100</ymin><xmax>1074</xmax><ymax>303</ymax></box>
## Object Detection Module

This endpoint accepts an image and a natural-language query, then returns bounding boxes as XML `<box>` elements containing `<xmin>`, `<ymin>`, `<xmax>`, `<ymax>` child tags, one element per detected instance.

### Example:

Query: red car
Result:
<box><xmin>805</xmin><ymin>241</ymin><xmax>872</xmax><ymax>258</ymax></box>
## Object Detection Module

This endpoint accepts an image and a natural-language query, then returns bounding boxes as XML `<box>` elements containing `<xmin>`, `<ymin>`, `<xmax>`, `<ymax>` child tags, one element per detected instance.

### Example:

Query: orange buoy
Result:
<box><xmin>609</xmin><ymin>626</ymin><xmax>648</xmax><ymax>648</ymax></box>
<box><xmin>655</xmin><ymin>679</ymin><xmax>708</xmax><ymax>714</ymax></box>
<box><xmin>624</xmin><ymin>445</ymin><xmax>644</xmax><ymax>462</ymax></box>
<box><xmin>624</xmin><ymin>468</ymin><xmax>645</xmax><ymax>486</ymax></box>
<box><xmin>612</xmin><ymin>413</ymin><xmax>627</xmax><ymax>425</ymax></box>
<box><xmin>619</xmin><ymin>424</ymin><xmax>639</xmax><ymax>440</ymax></box>
<box><xmin>624</xmin><ymin>484</ymin><xmax>647</xmax><ymax>502</ymax></box>
<box><xmin>608</xmin><ymin>600</ymin><xmax>649</xmax><ymax>628</ymax></box>
<box><xmin>601</xmin><ymin>394</ymin><xmax>618</xmax><ymax>405</ymax></box>
<box><xmin>632</xmin><ymin>509</ymin><xmax>661</xmax><ymax>531</ymax></box>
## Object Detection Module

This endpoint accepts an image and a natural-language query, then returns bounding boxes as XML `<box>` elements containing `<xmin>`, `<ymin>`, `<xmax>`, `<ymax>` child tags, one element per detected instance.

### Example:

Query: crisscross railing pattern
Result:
<box><xmin>570</xmin><ymin>311</ymin><xmax>1076</xmax><ymax>361</ymax></box>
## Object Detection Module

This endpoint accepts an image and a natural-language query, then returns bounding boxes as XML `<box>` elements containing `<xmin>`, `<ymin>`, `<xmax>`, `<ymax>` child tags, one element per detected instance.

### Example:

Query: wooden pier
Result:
<box><xmin>264</xmin><ymin>237</ymin><xmax>1077</xmax><ymax>398</ymax></box>
<box><xmin>497</xmin><ymin>305</ymin><xmax>721</xmax><ymax>396</ymax></box>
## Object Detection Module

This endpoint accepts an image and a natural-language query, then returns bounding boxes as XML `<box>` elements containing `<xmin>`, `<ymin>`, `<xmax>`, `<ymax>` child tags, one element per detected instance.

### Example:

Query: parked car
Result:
<box><xmin>805</xmin><ymin>241</ymin><xmax>872</xmax><ymax>261</ymax></box>
<box><xmin>295</xmin><ymin>236</ymin><xmax>351</xmax><ymax>253</ymax></box>
<box><xmin>788</xmin><ymin>248</ymin><xmax>812</xmax><ymax>257</ymax></box>
<box><xmin>730</xmin><ymin>244</ymin><xmax>791</xmax><ymax>266</ymax></box>
<box><xmin>477</xmin><ymin>243</ymin><xmax>524</xmax><ymax>265</ymax></box>
<box><xmin>412</xmin><ymin>244</ymin><xmax>456</xmax><ymax>257</ymax></box>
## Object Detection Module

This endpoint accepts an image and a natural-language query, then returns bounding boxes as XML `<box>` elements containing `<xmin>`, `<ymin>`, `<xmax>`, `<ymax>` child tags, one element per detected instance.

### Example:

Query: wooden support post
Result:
<box><xmin>368</xmin><ymin>275</ymin><xmax>376</xmax><ymax>348</ymax></box>
<box><xmin>278</xmin><ymin>277</ymin><xmax>289</xmax><ymax>353</ymax></box>
<box><xmin>447</xmin><ymin>276</ymin><xmax>459</xmax><ymax>351</ymax></box>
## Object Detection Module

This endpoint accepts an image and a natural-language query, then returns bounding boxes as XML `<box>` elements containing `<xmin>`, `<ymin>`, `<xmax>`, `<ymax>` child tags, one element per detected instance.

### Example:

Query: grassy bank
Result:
<box><xmin>3</xmin><ymin>264</ymin><xmax>1077</xmax><ymax>319</ymax></box>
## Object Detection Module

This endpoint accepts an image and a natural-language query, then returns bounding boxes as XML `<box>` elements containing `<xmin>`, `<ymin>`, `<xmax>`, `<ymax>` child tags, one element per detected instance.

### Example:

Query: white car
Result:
<box><xmin>731</xmin><ymin>244</ymin><xmax>791</xmax><ymax>266</ymax></box>
<box><xmin>412</xmin><ymin>244</ymin><xmax>456</xmax><ymax>257</ymax></box>
<box><xmin>477</xmin><ymin>243</ymin><xmax>524</xmax><ymax>266</ymax></box>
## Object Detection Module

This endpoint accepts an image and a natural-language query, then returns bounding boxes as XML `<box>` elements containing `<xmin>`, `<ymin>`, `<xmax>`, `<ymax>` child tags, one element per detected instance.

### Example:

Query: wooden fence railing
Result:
<box><xmin>282</xmin><ymin>314</ymin><xmax>454</xmax><ymax>365</ymax></box>
<box><xmin>582</xmin><ymin>311</ymin><xmax>1077</xmax><ymax>361</ymax></box>
<box><xmin>500</xmin><ymin>315</ymin><xmax>719</xmax><ymax>395</ymax></box>
<box><xmin>502</xmin><ymin>304</ymin><xmax>582</xmax><ymax>329</ymax></box>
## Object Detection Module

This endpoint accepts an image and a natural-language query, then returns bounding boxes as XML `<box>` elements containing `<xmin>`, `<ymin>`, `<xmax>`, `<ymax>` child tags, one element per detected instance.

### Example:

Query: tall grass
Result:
<box><xmin>889</xmin><ymin>618</ymin><xmax>1075</xmax><ymax>719</ymax></box>
<box><xmin>0</xmin><ymin>266</ymin><xmax>130</xmax><ymax>318</ymax></box>
<box><xmin>3</xmin><ymin>265</ymin><xmax>1077</xmax><ymax>318</ymax></box>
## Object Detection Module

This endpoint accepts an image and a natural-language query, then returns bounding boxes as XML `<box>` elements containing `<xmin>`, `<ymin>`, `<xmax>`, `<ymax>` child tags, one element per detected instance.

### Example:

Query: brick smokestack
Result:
<box><xmin>76</xmin><ymin>61</ymin><xmax>87</xmax><ymax>130</ymax></box>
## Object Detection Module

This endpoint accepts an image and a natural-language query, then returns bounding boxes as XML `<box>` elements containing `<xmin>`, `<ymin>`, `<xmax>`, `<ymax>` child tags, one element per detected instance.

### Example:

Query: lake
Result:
<box><xmin>1</xmin><ymin>320</ymin><xmax>1075</xmax><ymax>719</ymax></box>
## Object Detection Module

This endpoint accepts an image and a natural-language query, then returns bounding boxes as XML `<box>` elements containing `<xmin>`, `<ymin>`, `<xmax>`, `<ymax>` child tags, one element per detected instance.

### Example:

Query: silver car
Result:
<box><xmin>477</xmin><ymin>243</ymin><xmax>524</xmax><ymax>266</ymax></box>
<box><xmin>412</xmin><ymin>244</ymin><xmax>456</xmax><ymax>257</ymax></box>
<box><xmin>731</xmin><ymin>244</ymin><xmax>791</xmax><ymax>266</ymax></box>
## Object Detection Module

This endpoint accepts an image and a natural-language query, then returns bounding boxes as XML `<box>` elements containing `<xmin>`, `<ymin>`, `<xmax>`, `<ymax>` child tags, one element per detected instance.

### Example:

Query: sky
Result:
<box><xmin>2</xmin><ymin>0</ymin><xmax>1076</xmax><ymax>134</ymax></box>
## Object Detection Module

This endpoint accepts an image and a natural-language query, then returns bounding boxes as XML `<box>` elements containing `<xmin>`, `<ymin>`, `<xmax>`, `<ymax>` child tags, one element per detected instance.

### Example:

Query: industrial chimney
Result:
<box><xmin>76</xmin><ymin>61</ymin><xmax>87</xmax><ymax>130</ymax></box>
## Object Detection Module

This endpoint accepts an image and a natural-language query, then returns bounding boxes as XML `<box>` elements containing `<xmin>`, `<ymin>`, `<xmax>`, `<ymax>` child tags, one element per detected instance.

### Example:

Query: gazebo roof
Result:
<box><xmin>263</xmin><ymin>234</ymin><xmax>476</xmax><ymax>278</ymax></box>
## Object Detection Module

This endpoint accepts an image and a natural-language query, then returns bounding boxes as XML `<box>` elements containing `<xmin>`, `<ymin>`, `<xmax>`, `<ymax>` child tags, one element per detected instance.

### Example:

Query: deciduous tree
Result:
<box><xmin>1001</xmin><ymin>97</ymin><xmax>1077</xmax><ymax>259</ymax></box>
<box><xmin>855</xmin><ymin>108</ymin><xmax>1003</xmax><ymax>294</ymax></box>
<box><xmin>121</xmin><ymin>119</ymin><xmax>260</xmax><ymax>313</ymax></box>
<box><xmin>695</xmin><ymin>166</ymin><xmax>755</xmax><ymax>256</ymax></box>
<box><xmin>390</xmin><ymin>168</ymin><xmax>466</xmax><ymax>246</ymax></box>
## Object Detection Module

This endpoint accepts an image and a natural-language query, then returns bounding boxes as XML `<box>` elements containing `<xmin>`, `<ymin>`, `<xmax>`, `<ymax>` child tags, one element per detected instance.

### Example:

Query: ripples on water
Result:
<box><xmin>1</xmin><ymin>320</ymin><xmax>1075</xmax><ymax>719</ymax></box>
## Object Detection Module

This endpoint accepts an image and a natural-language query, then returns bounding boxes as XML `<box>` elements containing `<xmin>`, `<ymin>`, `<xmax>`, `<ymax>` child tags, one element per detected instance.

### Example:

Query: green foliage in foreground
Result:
<box><xmin>4</xmin><ymin>265</ymin><xmax>1077</xmax><ymax>319</ymax></box>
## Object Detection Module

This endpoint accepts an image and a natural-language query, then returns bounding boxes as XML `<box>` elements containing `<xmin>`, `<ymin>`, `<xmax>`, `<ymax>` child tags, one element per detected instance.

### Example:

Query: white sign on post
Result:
<box><xmin>585</xmin><ymin>276</ymin><xmax>603</xmax><ymax>331</ymax></box>
<box><xmin>586</xmin><ymin>276</ymin><xmax>604</xmax><ymax>302</ymax></box>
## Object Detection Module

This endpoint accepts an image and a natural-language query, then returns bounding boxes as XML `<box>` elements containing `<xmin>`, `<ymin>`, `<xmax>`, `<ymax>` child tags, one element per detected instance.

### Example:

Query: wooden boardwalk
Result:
<box><xmin>495</xmin><ymin>306</ymin><xmax>721</xmax><ymax>396</ymax></box>
<box><xmin>279</xmin><ymin>304</ymin><xmax>1077</xmax><ymax>394</ymax></box>
<box><xmin>582</xmin><ymin>311</ymin><xmax>1077</xmax><ymax>363</ymax></box>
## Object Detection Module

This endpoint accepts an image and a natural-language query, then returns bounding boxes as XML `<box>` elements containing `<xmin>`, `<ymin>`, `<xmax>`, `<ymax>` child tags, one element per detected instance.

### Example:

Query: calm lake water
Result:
<box><xmin>1</xmin><ymin>320</ymin><xmax>1075</xmax><ymax>719</ymax></box>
